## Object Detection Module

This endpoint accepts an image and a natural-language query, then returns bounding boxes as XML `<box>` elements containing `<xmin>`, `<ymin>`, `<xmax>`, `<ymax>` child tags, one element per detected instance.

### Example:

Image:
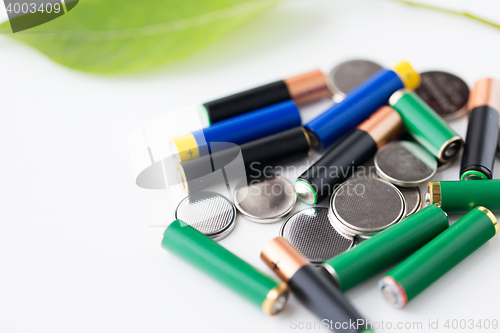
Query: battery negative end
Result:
<box><xmin>262</xmin><ymin>282</ymin><xmax>290</xmax><ymax>316</ymax></box>
<box><xmin>300</xmin><ymin>127</ymin><xmax>313</xmax><ymax>156</ymax></box>
<box><xmin>304</xmin><ymin>127</ymin><xmax>322</xmax><ymax>150</ymax></box>
<box><xmin>176</xmin><ymin>164</ymin><xmax>188</xmax><ymax>193</ymax></box>
<box><xmin>461</xmin><ymin>170</ymin><xmax>488</xmax><ymax>181</ymax></box>
<box><xmin>319</xmin><ymin>264</ymin><xmax>341</xmax><ymax>289</ymax></box>
<box><xmin>295</xmin><ymin>180</ymin><xmax>317</xmax><ymax>205</ymax></box>
<box><xmin>439</xmin><ymin>136</ymin><xmax>463</xmax><ymax>162</ymax></box>
<box><xmin>379</xmin><ymin>277</ymin><xmax>407</xmax><ymax>309</ymax></box>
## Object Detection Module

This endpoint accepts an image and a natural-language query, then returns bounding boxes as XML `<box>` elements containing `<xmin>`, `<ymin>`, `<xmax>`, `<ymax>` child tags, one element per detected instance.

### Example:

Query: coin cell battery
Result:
<box><xmin>234</xmin><ymin>176</ymin><xmax>297</xmax><ymax>223</ymax></box>
<box><xmin>175</xmin><ymin>192</ymin><xmax>237</xmax><ymax>241</ymax></box>
<box><xmin>399</xmin><ymin>187</ymin><xmax>422</xmax><ymax>217</ymax></box>
<box><xmin>415</xmin><ymin>71</ymin><xmax>470</xmax><ymax>120</ymax></box>
<box><xmin>280</xmin><ymin>207</ymin><xmax>354</xmax><ymax>264</ymax></box>
<box><xmin>351</xmin><ymin>159</ymin><xmax>422</xmax><ymax>217</ymax></box>
<box><xmin>375</xmin><ymin>141</ymin><xmax>437</xmax><ymax>187</ymax></box>
<box><xmin>329</xmin><ymin>59</ymin><xmax>383</xmax><ymax>103</ymax></box>
<box><xmin>329</xmin><ymin>178</ymin><xmax>407</xmax><ymax>239</ymax></box>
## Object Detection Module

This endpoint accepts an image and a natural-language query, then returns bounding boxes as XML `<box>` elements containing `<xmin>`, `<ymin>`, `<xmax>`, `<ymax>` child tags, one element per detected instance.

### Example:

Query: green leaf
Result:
<box><xmin>387</xmin><ymin>0</ymin><xmax>500</xmax><ymax>30</ymax></box>
<box><xmin>0</xmin><ymin>0</ymin><xmax>280</xmax><ymax>73</ymax></box>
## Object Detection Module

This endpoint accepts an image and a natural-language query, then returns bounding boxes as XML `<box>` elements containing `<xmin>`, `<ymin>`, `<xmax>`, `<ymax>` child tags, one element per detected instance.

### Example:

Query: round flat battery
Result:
<box><xmin>375</xmin><ymin>141</ymin><xmax>437</xmax><ymax>187</ymax></box>
<box><xmin>280</xmin><ymin>207</ymin><xmax>354</xmax><ymax>264</ymax></box>
<box><xmin>175</xmin><ymin>191</ymin><xmax>236</xmax><ymax>241</ymax></box>
<box><xmin>399</xmin><ymin>187</ymin><xmax>422</xmax><ymax>217</ymax></box>
<box><xmin>347</xmin><ymin>158</ymin><xmax>421</xmax><ymax>218</ymax></box>
<box><xmin>329</xmin><ymin>178</ymin><xmax>406</xmax><ymax>238</ymax></box>
<box><xmin>329</xmin><ymin>60</ymin><xmax>383</xmax><ymax>103</ymax></box>
<box><xmin>233</xmin><ymin>176</ymin><xmax>296</xmax><ymax>223</ymax></box>
<box><xmin>415</xmin><ymin>71</ymin><xmax>470</xmax><ymax>120</ymax></box>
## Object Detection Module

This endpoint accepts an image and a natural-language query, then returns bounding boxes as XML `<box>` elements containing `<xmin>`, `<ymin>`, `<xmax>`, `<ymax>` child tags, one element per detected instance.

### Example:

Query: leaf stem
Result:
<box><xmin>387</xmin><ymin>0</ymin><xmax>500</xmax><ymax>30</ymax></box>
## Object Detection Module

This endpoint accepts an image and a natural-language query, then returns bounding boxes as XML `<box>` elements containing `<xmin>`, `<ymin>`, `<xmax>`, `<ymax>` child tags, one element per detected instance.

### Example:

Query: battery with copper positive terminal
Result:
<box><xmin>460</xmin><ymin>78</ymin><xmax>500</xmax><ymax>180</ymax></box>
<box><xmin>426</xmin><ymin>180</ymin><xmax>500</xmax><ymax>213</ymax></box>
<box><xmin>178</xmin><ymin>127</ymin><xmax>311</xmax><ymax>194</ymax></box>
<box><xmin>320</xmin><ymin>205</ymin><xmax>449</xmax><ymax>292</ymax></box>
<box><xmin>261</xmin><ymin>237</ymin><xmax>373</xmax><ymax>333</ymax></box>
<box><xmin>389</xmin><ymin>90</ymin><xmax>463</xmax><ymax>163</ymax></box>
<box><xmin>379</xmin><ymin>207</ymin><xmax>498</xmax><ymax>308</ymax></box>
<box><xmin>162</xmin><ymin>220</ymin><xmax>290</xmax><ymax>315</ymax></box>
<box><xmin>296</xmin><ymin>105</ymin><xmax>403</xmax><ymax>205</ymax></box>
<box><xmin>305</xmin><ymin>61</ymin><xmax>420</xmax><ymax>150</ymax></box>
<box><xmin>170</xmin><ymin>100</ymin><xmax>301</xmax><ymax>163</ymax></box>
<box><xmin>202</xmin><ymin>69</ymin><xmax>331</xmax><ymax>124</ymax></box>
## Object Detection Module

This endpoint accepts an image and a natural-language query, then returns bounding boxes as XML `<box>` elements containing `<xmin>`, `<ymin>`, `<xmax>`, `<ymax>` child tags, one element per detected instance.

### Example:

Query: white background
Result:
<box><xmin>1</xmin><ymin>0</ymin><xmax>500</xmax><ymax>332</ymax></box>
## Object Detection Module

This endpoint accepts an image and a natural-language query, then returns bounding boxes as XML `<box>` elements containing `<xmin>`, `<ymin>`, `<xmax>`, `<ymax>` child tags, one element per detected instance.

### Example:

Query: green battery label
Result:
<box><xmin>390</xmin><ymin>90</ymin><xmax>463</xmax><ymax>163</ymax></box>
<box><xmin>162</xmin><ymin>220</ymin><xmax>289</xmax><ymax>315</ymax></box>
<box><xmin>322</xmin><ymin>205</ymin><xmax>448</xmax><ymax>291</ymax></box>
<box><xmin>428</xmin><ymin>180</ymin><xmax>500</xmax><ymax>214</ymax></box>
<box><xmin>380</xmin><ymin>207</ymin><xmax>498</xmax><ymax>308</ymax></box>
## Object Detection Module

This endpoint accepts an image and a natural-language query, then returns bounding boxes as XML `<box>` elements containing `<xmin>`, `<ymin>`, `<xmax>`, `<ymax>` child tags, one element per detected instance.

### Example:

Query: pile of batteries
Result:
<box><xmin>161</xmin><ymin>60</ymin><xmax>500</xmax><ymax>332</ymax></box>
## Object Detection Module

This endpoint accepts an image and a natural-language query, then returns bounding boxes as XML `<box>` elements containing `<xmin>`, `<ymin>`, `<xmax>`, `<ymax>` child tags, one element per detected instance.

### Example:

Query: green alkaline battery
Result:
<box><xmin>427</xmin><ymin>180</ymin><xmax>500</xmax><ymax>213</ymax></box>
<box><xmin>161</xmin><ymin>220</ymin><xmax>290</xmax><ymax>315</ymax></box>
<box><xmin>320</xmin><ymin>205</ymin><xmax>449</xmax><ymax>291</ymax></box>
<box><xmin>380</xmin><ymin>207</ymin><xmax>498</xmax><ymax>308</ymax></box>
<box><xmin>389</xmin><ymin>90</ymin><xmax>463</xmax><ymax>163</ymax></box>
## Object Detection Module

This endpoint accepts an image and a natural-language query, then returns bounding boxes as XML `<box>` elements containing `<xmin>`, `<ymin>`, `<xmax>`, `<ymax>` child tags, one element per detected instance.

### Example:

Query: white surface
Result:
<box><xmin>1</xmin><ymin>0</ymin><xmax>500</xmax><ymax>332</ymax></box>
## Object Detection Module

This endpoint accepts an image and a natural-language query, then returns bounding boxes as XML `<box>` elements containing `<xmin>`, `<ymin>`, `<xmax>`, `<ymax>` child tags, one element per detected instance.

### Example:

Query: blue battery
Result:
<box><xmin>171</xmin><ymin>100</ymin><xmax>302</xmax><ymax>162</ymax></box>
<box><xmin>305</xmin><ymin>61</ymin><xmax>420</xmax><ymax>150</ymax></box>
